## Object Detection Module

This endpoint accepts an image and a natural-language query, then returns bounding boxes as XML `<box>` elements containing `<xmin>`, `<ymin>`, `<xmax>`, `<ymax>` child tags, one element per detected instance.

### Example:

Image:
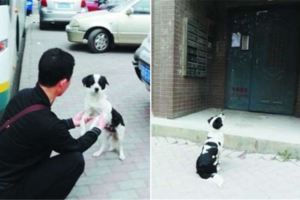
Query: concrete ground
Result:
<box><xmin>20</xmin><ymin>6</ymin><xmax>150</xmax><ymax>199</ymax></box>
<box><xmin>152</xmin><ymin>108</ymin><xmax>300</xmax><ymax>158</ymax></box>
<box><xmin>152</xmin><ymin>136</ymin><xmax>300</xmax><ymax>199</ymax></box>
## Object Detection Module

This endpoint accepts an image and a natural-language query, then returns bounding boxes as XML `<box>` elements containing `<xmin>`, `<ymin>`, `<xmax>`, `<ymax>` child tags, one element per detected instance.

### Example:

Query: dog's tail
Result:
<box><xmin>209</xmin><ymin>174</ymin><xmax>224</xmax><ymax>187</ymax></box>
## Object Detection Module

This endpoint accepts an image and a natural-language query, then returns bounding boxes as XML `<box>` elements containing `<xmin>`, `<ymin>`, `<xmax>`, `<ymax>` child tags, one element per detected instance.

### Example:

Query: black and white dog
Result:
<box><xmin>80</xmin><ymin>74</ymin><xmax>126</xmax><ymax>160</ymax></box>
<box><xmin>196</xmin><ymin>113</ymin><xmax>225</xmax><ymax>186</ymax></box>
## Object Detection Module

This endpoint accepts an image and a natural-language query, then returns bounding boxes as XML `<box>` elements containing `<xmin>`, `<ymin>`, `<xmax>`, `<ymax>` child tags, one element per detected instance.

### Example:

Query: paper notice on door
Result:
<box><xmin>231</xmin><ymin>32</ymin><xmax>241</xmax><ymax>47</ymax></box>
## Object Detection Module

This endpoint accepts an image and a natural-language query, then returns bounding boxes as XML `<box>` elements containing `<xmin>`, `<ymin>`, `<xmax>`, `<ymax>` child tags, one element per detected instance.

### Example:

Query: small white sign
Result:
<box><xmin>231</xmin><ymin>32</ymin><xmax>241</xmax><ymax>47</ymax></box>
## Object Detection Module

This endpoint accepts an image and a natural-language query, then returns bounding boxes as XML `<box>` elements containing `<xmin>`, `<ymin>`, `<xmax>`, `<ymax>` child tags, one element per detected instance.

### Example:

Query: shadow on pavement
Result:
<box><xmin>67</xmin><ymin>44</ymin><xmax>138</xmax><ymax>54</ymax></box>
<box><xmin>39</xmin><ymin>23</ymin><xmax>68</xmax><ymax>31</ymax></box>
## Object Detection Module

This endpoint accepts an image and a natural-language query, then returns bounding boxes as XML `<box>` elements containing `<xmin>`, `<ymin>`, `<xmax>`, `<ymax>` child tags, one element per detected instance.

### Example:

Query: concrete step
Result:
<box><xmin>152</xmin><ymin>108</ymin><xmax>300</xmax><ymax>159</ymax></box>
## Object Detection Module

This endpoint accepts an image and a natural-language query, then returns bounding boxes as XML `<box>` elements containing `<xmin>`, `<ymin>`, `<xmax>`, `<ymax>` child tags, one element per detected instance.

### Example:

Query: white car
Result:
<box><xmin>39</xmin><ymin>0</ymin><xmax>88</xmax><ymax>29</ymax></box>
<box><xmin>66</xmin><ymin>0</ymin><xmax>150</xmax><ymax>53</ymax></box>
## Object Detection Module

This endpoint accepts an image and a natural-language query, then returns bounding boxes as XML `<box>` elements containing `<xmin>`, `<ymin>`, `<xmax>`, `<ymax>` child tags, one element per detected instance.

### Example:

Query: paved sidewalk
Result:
<box><xmin>152</xmin><ymin>136</ymin><xmax>300</xmax><ymax>199</ymax></box>
<box><xmin>20</xmin><ymin>10</ymin><xmax>150</xmax><ymax>200</ymax></box>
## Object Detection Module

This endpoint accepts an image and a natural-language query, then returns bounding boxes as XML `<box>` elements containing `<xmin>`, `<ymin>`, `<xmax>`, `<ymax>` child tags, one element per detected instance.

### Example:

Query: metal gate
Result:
<box><xmin>226</xmin><ymin>8</ymin><xmax>300</xmax><ymax>115</ymax></box>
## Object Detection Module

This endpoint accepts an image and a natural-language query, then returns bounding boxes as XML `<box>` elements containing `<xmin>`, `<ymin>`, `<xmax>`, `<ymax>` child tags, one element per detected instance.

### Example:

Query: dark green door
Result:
<box><xmin>226</xmin><ymin>8</ymin><xmax>300</xmax><ymax>115</ymax></box>
<box><xmin>226</xmin><ymin>11</ymin><xmax>255</xmax><ymax>110</ymax></box>
<box><xmin>250</xmin><ymin>9</ymin><xmax>300</xmax><ymax>114</ymax></box>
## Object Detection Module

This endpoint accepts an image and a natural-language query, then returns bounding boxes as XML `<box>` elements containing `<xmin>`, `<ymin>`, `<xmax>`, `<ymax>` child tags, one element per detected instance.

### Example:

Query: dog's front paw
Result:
<box><xmin>119</xmin><ymin>154</ymin><xmax>126</xmax><ymax>161</ymax></box>
<box><xmin>217</xmin><ymin>165</ymin><xmax>221</xmax><ymax>172</ymax></box>
<box><xmin>93</xmin><ymin>151</ymin><xmax>102</xmax><ymax>157</ymax></box>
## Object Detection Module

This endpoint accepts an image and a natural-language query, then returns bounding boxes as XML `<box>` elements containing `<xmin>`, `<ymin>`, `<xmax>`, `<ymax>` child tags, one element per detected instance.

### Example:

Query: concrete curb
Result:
<box><xmin>152</xmin><ymin>123</ymin><xmax>300</xmax><ymax>159</ymax></box>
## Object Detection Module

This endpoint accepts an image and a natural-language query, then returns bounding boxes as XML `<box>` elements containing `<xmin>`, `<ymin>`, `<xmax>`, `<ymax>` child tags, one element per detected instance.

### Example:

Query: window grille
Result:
<box><xmin>182</xmin><ymin>17</ymin><xmax>208</xmax><ymax>77</ymax></box>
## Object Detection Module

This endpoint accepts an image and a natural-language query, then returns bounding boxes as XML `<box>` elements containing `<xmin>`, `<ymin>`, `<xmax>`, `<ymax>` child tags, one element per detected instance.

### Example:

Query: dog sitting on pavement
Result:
<box><xmin>196</xmin><ymin>113</ymin><xmax>225</xmax><ymax>186</ymax></box>
<box><xmin>80</xmin><ymin>74</ymin><xmax>126</xmax><ymax>160</ymax></box>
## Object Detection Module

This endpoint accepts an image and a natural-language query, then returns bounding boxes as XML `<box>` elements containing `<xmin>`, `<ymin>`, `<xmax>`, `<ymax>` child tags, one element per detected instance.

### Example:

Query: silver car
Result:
<box><xmin>39</xmin><ymin>0</ymin><xmax>88</xmax><ymax>29</ymax></box>
<box><xmin>66</xmin><ymin>0</ymin><xmax>150</xmax><ymax>53</ymax></box>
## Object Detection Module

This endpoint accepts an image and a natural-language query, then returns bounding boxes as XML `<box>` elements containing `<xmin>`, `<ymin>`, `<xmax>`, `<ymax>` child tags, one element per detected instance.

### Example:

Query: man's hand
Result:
<box><xmin>72</xmin><ymin>112</ymin><xmax>94</xmax><ymax>127</ymax></box>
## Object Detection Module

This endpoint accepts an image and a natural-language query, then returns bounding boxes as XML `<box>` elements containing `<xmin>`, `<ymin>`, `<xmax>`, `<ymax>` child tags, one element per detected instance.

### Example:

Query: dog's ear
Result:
<box><xmin>99</xmin><ymin>76</ymin><xmax>109</xmax><ymax>89</ymax></box>
<box><xmin>82</xmin><ymin>74</ymin><xmax>94</xmax><ymax>87</ymax></box>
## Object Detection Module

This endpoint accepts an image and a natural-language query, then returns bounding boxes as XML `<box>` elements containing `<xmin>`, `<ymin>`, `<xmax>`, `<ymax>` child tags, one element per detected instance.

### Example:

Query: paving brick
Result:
<box><xmin>136</xmin><ymin>189</ymin><xmax>149</xmax><ymax>199</ymax></box>
<box><xmin>129</xmin><ymin>170</ymin><xmax>149</xmax><ymax>179</ymax></box>
<box><xmin>68</xmin><ymin>186</ymin><xmax>90</xmax><ymax>198</ymax></box>
<box><xmin>109</xmin><ymin>190</ymin><xmax>139</xmax><ymax>199</ymax></box>
<box><xmin>89</xmin><ymin>183</ymin><xmax>119</xmax><ymax>196</ymax></box>
<box><xmin>119</xmin><ymin>179</ymin><xmax>146</xmax><ymax>190</ymax></box>
<box><xmin>76</xmin><ymin>175</ymin><xmax>104</xmax><ymax>186</ymax></box>
<box><xmin>84</xmin><ymin>167</ymin><xmax>111</xmax><ymax>177</ymax></box>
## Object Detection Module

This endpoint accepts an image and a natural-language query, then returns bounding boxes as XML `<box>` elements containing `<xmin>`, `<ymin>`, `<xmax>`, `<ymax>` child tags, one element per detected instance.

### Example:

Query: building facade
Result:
<box><xmin>152</xmin><ymin>0</ymin><xmax>300</xmax><ymax>119</ymax></box>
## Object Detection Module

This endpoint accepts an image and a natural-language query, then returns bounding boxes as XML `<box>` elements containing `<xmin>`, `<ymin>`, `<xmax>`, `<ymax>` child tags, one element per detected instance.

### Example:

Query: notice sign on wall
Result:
<box><xmin>182</xmin><ymin>17</ymin><xmax>208</xmax><ymax>77</ymax></box>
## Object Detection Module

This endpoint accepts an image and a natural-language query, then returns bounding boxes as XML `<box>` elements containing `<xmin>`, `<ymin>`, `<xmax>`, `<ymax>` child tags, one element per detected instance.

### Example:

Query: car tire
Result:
<box><xmin>88</xmin><ymin>29</ymin><xmax>111</xmax><ymax>53</ymax></box>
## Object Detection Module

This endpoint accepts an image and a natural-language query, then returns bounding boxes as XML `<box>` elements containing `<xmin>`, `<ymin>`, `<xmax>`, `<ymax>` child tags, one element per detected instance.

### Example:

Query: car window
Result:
<box><xmin>132</xmin><ymin>0</ymin><xmax>149</xmax><ymax>15</ymax></box>
<box><xmin>109</xmin><ymin>0</ymin><xmax>134</xmax><ymax>12</ymax></box>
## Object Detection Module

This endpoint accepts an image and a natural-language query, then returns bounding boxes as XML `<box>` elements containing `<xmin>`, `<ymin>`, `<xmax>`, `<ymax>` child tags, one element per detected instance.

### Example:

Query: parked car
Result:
<box><xmin>86</xmin><ymin>0</ymin><xmax>100</xmax><ymax>11</ymax></box>
<box><xmin>99</xmin><ymin>0</ymin><xmax>126</xmax><ymax>10</ymax></box>
<box><xmin>66</xmin><ymin>0</ymin><xmax>150</xmax><ymax>53</ymax></box>
<box><xmin>133</xmin><ymin>34</ymin><xmax>150</xmax><ymax>91</ymax></box>
<box><xmin>26</xmin><ymin>0</ymin><xmax>33</xmax><ymax>15</ymax></box>
<box><xmin>39</xmin><ymin>0</ymin><xmax>88</xmax><ymax>29</ymax></box>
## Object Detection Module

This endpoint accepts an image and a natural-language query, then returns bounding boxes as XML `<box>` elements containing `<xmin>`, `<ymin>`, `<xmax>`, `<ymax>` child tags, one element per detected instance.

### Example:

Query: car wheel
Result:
<box><xmin>88</xmin><ymin>29</ymin><xmax>111</xmax><ymax>53</ymax></box>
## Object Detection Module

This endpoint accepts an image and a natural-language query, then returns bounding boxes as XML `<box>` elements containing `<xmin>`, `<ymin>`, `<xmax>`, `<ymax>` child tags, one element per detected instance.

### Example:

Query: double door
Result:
<box><xmin>226</xmin><ymin>8</ymin><xmax>300</xmax><ymax>115</ymax></box>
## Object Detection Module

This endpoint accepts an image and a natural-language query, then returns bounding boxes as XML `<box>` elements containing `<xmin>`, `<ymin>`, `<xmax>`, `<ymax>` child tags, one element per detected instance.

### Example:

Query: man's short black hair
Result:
<box><xmin>38</xmin><ymin>48</ymin><xmax>75</xmax><ymax>87</ymax></box>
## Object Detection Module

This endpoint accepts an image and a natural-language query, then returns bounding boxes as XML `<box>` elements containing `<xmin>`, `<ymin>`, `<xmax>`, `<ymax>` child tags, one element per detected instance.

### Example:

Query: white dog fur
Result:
<box><xmin>80</xmin><ymin>74</ymin><xmax>126</xmax><ymax>160</ymax></box>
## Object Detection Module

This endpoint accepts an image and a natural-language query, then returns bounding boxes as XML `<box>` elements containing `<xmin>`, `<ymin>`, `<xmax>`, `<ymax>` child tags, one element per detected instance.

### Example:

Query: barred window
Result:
<box><xmin>182</xmin><ymin>17</ymin><xmax>208</xmax><ymax>77</ymax></box>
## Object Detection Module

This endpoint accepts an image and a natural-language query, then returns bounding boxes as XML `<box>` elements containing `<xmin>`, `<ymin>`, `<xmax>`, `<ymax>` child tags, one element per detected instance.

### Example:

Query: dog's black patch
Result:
<box><xmin>212</xmin><ymin>117</ymin><xmax>223</xmax><ymax>130</ymax></box>
<box><xmin>207</xmin><ymin>117</ymin><xmax>213</xmax><ymax>124</ymax></box>
<box><xmin>98</xmin><ymin>76</ymin><xmax>109</xmax><ymax>90</ymax></box>
<box><xmin>82</xmin><ymin>74</ymin><xmax>95</xmax><ymax>88</ymax></box>
<box><xmin>105</xmin><ymin>108</ymin><xmax>125</xmax><ymax>132</ymax></box>
<box><xmin>196</xmin><ymin>146</ymin><xmax>218</xmax><ymax>179</ymax></box>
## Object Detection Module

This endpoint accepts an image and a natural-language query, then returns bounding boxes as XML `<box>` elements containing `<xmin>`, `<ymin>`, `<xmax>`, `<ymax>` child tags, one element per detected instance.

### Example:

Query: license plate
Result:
<box><xmin>140</xmin><ymin>63</ymin><xmax>150</xmax><ymax>84</ymax></box>
<box><xmin>57</xmin><ymin>2</ymin><xmax>72</xmax><ymax>9</ymax></box>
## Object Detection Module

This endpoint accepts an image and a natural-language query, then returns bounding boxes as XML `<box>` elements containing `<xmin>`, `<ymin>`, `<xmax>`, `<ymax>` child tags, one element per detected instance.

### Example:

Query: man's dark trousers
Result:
<box><xmin>0</xmin><ymin>152</ymin><xmax>84</xmax><ymax>199</ymax></box>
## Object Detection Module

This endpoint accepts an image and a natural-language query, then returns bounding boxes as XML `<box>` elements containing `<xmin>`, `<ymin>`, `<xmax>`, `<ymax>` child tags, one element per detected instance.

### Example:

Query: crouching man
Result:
<box><xmin>0</xmin><ymin>48</ymin><xmax>105</xmax><ymax>199</ymax></box>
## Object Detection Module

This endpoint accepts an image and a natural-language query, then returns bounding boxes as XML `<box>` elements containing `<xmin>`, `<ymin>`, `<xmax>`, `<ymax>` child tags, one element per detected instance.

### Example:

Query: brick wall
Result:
<box><xmin>151</xmin><ymin>0</ymin><xmax>176</xmax><ymax>118</ymax></box>
<box><xmin>171</xmin><ymin>0</ymin><xmax>211</xmax><ymax>118</ymax></box>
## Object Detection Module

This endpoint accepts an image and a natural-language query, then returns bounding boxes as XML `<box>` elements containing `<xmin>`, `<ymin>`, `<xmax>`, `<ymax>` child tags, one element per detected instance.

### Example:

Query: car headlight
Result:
<box><xmin>69</xmin><ymin>19</ymin><xmax>80</xmax><ymax>27</ymax></box>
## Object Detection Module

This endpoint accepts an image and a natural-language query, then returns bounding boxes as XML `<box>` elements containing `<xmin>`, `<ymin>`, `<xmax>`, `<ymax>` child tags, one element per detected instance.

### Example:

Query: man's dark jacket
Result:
<box><xmin>0</xmin><ymin>85</ymin><xmax>100</xmax><ymax>189</ymax></box>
